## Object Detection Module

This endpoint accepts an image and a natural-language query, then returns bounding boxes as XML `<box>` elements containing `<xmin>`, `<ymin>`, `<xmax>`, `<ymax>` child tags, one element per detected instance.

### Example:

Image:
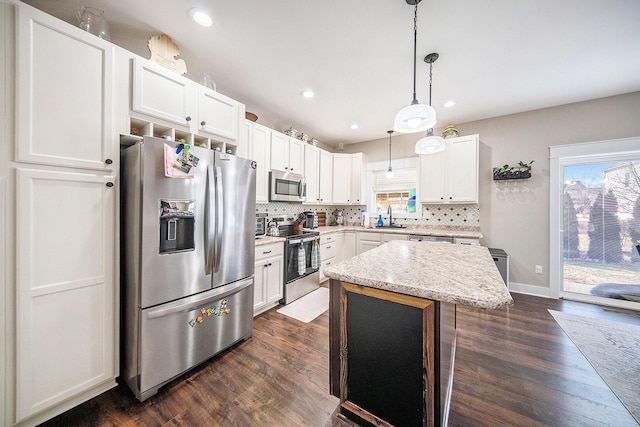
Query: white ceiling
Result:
<box><xmin>21</xmin><ymin>0</ymin><xmax>640</xmax><ymax>147</ymax></box>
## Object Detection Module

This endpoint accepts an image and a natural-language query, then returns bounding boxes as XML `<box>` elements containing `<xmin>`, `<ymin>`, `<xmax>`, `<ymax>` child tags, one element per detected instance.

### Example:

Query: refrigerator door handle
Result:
<box><xmin>145</xmin><ymin>278</ymin><xmax>253</xmax><ymax>319</ymax></box>
<box><xmin>205</xmin><ymin>165</ymin><xmax>215</xmax><ymax>275</ymax></box>
<box><xmin>214</xmin><ymin>165</ymin><xmax>224</xmax><ymax>273</ymax></box>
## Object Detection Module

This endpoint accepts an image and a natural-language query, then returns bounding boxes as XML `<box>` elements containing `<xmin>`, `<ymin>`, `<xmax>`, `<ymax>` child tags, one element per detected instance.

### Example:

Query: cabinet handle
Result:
<box><xmin>185</xmin><ymin>116</ymin><xmax>192</xmax><ymax>122</ymax></box>
<box><xmin>262</xmin><ymin>250</ymin><xmax>272</xmax><ymax>254</ymax></box>
<box><xmin>201</xmin><ymin>121</ymin><xmax>206</xmax><ymax>126</ymax></box>
<box><xmin>106</xmin><ymin>182</ymin><xmax>114</xmax><ymax>188</ymax></box>
<box><xmin>105</xmin><ymin>158</ymin><xmax>113</xmax><ymax>165</ymax></box>
<box><xmin>326</xmin><ymin>246</ymin><xmax>331</xmax><ymax>249</ymax></box>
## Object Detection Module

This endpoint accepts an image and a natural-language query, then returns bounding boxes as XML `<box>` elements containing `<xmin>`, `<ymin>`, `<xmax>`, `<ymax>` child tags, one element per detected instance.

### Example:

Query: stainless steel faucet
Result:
<box><xmin>387</xmin><ymin>205</ymin><xmax>393</xmax><ymax>227</ymax></box>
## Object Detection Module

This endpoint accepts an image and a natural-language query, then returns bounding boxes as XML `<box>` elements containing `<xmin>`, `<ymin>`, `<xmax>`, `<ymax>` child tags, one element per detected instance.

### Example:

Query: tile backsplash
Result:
<box><xmin>256</xmin><ymin>202</ymin><xmax>480</xmax><ymax>229</ymax></box>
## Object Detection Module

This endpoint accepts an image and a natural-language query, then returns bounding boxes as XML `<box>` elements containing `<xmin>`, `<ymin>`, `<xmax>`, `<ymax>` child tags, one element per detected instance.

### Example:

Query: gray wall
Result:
<box><xmin>344</xmin><ymin>91</ymin><xmax>640</xmax><ymax>294</ymax></box>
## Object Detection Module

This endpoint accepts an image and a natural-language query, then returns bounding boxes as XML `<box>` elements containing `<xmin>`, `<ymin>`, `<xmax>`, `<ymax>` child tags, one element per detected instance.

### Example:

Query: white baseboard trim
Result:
<box><xmin>509</xmin><ymin>282</ymin><xmax>555</xmax><ymax>299</ymax></box>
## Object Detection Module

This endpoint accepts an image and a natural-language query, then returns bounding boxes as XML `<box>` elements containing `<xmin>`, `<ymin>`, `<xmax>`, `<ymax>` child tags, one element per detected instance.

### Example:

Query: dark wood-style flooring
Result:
<box><xmin>40</xmin><ymin>293</ymin><xmax>640</xmax><ymax>426</ymax></box>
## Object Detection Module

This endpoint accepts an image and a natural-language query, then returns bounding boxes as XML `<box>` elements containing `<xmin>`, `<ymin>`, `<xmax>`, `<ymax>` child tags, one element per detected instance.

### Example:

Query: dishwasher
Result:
<box><xmin>408</xmin><ymin>234</ymin><xmax>454</xmax><ymax>243</ymax></box>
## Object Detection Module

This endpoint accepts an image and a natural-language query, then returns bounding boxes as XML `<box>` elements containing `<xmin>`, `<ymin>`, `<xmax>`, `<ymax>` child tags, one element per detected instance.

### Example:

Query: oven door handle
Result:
<box><xmin>288</xmin><ymin>236</ymin><xmax>316</xmax><ymax>245</ymax></box>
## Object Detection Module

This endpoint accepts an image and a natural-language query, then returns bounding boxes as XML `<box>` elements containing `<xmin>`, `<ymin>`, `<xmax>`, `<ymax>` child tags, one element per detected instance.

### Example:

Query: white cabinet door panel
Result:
<box><xmin>16</xmin><ymin>168</ymin><xmax>115</xmax><ymax>420</ymax></box>
<box><xmin>132</xmin><ymin>58</ymin><xmax>192</xmax><ymax>128</ymax></box>
<box><xmin>198</xmin><ymin>88</ymin><xmax>241</xmax><ymax>142</ymax></box>
<box><xmin>17</xmin><ymin>8</ymin><xmax>114</xmax><ymax>171</ymax></box>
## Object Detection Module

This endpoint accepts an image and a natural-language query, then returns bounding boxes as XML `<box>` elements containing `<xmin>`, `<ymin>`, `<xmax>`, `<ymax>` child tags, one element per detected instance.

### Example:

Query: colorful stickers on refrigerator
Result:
<box><xmin>188</xmin><ymin>299</ymin><xmax>231</xmax><ymax>328</ymax></box>
<box><xmin>164</xmin><ymin>143</ymin><xmax>200</xmax><ymax>178</ymax></box>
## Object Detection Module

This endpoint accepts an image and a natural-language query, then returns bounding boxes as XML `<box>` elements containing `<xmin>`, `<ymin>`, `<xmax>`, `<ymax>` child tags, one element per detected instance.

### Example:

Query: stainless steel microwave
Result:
<box><xmin>269</xmin><ymin>170</ymin><xmax>306</xmax><ymax>202</ymax></box>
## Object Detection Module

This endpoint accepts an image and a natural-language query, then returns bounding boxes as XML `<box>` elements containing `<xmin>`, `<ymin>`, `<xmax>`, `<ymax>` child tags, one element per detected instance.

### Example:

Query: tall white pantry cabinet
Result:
<box><xmin>2</xmin><ymin>2</ymin><xmax>124</xmax><ymax>425</ymax></box>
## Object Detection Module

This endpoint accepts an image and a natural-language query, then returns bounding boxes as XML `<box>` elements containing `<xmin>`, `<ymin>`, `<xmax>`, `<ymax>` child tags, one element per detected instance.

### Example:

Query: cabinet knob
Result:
<box><xmin>440</xmin><ymin>197</ymin><xmax>444</xmax><ymax>200</ymax></box>
<box><xmin>285</xmin><ymin>167</ymin><xmax>288</xmax><ymax>170</ymax></box>
<box><xmin>106</xmin><ymin>182</ymin><xmax>114</xmax><ymax>188</ymax></box>
<box><xmin>105</xmin><ymin>158</ymin><xmax>113</xmax><ymax>165</ymax></box>
<box><xmin>290</xmin><ymin>168</ymin><xmax>294</xmax><ymax>171</ymax></box>
<box><xmin>185</xmin><ymin>116</ymin><xmax>192</xmax><ymax>122</ymax></box>
<box><xmin>449</xmin><ymin>196</ymin><xmax>452</xmax><ymax>200</ymax></box>
<box><xmin>200</xmin><ymin>121</ymin><xmax>206</xmax><ymax>126</ymax></box>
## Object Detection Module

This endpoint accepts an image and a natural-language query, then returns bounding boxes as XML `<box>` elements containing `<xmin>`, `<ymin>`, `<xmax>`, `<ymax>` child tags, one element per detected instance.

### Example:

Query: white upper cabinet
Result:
<box><xmin>350</xmin><ymin>153</ymin><xmax>367</xmax><ymax>205</ymax></box>
<box><xmin>270</xmin><ymin>132</ymin><xmax>304</xmax><ymax>174</ymax></box>
<box><xmin>269</xmin><ymin>131</ymin><xmax>289</xmax><ymax>172</ymax></box>
<box><xmin>304</xmin><ymin>144</ymin><xmax>321</xmax><ymax>204</ymax></box>
<box><xmin>248</xmin><ymin>122</ymin><xmax>271</xmax><ymax>203</ymax></box>
<box><xmin>319</xmin><ymin>149</ymin><xmax>333</xmax><ymax>204</ymax></box>
<box><xmin>420</xmin><ymin>134</ymin><xmax>479</xmax><ymax>204</ymax></box>
<box><xmin>332</xmin><ymin>153</ymin><xmax>352</xmax><ymax>204</ymax></box>
<box><xmin>16</xmin><ymin>5</ymin><xmax>115</xmax><ymax>171</ymax></box>
<box><xmin>131</xmin><ymin>58</ymin><xmax>243</xmax><ymax>144</ymax></box>
<box><xmin>197</xmin><ymin>86</ymin><xmax>243</xmax><ymax>143</ymax></box>
<box><xmin>132</xmin><ymin>57</ymin><xmax>193</xmax><ymax>129</ymax></box>
<box><xmin>288</xmin><ymin>138</ymin><xmax>305</xmax><ymax>174</ymax></box>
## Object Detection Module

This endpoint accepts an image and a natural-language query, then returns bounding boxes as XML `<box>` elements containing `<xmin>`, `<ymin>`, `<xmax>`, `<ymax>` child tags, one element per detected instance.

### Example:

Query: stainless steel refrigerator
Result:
<box><xmin>120</xmin><ymin>136</ymin><xmax>256</xmax><ymax>401</ymax></box>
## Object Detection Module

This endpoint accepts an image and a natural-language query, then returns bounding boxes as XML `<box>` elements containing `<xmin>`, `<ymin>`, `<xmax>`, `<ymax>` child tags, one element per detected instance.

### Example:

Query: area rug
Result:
<box><xmin>277</xmin><ymin>287</ymin><xmax>329</xmax><ymax>323</ymax></box>
<box><xmin>549</xmin><ymin>310</ymin><xmax>640</xmax><ymax>424</ymax></box>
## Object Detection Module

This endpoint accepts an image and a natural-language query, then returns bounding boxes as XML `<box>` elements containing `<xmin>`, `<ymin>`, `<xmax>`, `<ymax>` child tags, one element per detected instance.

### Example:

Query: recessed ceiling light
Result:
<box><xmin>301</xmin><ymin>89</ymin><xmax>315</xmax><ymax>98</ymax></box>
<box><xmin>350</xmin><ymin>123</ymin><xmax>359</xmax><ymax>130</ymax></box>
<box><xmin>189</xmin><ymin>8</ymin><xmax>212</xmax><ymax>27</ymax></box>
<box><xmin>444</xmin><ymin>101</ymin><xmax>456</xmax><ymax>108</ymax></box>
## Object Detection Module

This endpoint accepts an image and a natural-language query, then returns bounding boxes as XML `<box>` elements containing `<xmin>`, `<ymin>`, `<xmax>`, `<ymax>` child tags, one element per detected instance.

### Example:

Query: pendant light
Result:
<box><xmin>393</xmin><ymin>0</ymin><xmax>437</xmax><ymax>134</ymax></box>
<box><xmin>386</xmin><ymin>130</ymin><xmax>394</xmax><ymax>178</ymax></box>
<box><xmin>415</xmin><ymin>52</ymin><xmax>446</xmax><ymax>154</ymax></box>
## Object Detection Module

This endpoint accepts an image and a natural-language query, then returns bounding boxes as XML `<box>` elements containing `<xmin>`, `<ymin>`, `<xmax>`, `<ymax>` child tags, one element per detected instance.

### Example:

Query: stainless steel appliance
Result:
<box><xmin>120</xmin><ymin>136</ymin><xmax>256</xmax><ymax>401</ymax></box>
<box><xmin>408</xmin><ymin>234</ymin><xmax>454</xmax><ymax>243</ymax></box>
<box><xmin>301</xmin><ymin>211</ymin><xmax>318</xmax><ymax>229</ymax></box>
<box><xmin>278</xmin><ymin>220</ymin><xmax>320</xmax><ymax>304</ymax></box>
<box><xmin>489</xmin><ymin>248</ymin><xmax>509</xmax><ymax>288</ymax></box>
<box><xmin>255</xmin><ymin>213</ymin><xmax>267</xmax><ymax>237</ymax></box>
<box><xmin>269</xmin><ymin>170</ymin><xmax>306</xmax><ymax>202</ymax></box>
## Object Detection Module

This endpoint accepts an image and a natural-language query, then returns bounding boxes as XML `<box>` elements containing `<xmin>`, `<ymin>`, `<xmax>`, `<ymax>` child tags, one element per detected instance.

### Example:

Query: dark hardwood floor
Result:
<box><xmin>40</xmin><ymin>293</ymin><xmax>640</xmax><ymax>427</ymax></box>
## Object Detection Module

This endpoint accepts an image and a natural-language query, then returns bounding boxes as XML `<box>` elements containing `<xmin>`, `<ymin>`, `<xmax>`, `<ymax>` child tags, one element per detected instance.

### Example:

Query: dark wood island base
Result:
<box><xmin>329</xmin><ymin>279</ymin><xmax>457</xmax><ymax>427</ymax></box>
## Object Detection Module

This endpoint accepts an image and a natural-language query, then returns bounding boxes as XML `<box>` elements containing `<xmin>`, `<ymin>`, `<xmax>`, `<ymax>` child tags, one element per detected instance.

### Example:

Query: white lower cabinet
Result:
<box><xmin>16</xmin><ymin>168</ymin><xmax>116</xmax><ymax>421</ymax></box>
<box><xmin>341</xmin><ymin>232</ymin><xmax>357</xmax><ymax>261</ymax></box>
<box><xmin>319</xmin><ymin>233</ymin><xmax>342</xmax><ymax>282</ymax></box>
<box><xmin>357</xmin><ymin>232</ymin><xmax>382</xmax><ymax>254</ymax></box>
<box><xmin>254</xmin><ymin>243</ymin><xmax>284</xmax><ymax>316</ymax></box>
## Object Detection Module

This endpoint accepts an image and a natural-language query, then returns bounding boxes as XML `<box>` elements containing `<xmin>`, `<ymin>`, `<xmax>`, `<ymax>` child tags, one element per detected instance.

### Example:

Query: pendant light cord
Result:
<box><xmin>411</xmin><ymin>2</ymin><xmax>418</xmax><ymax>105</ymax></box>
<box><xmin>428</xmin><ymin>60</ymin><xmax>433</xmax><ymax>106</ymax></box>
<box><xmin>388</xmin><ymin>130</ymin><xmax>393</xmax><ymax>170</ymax></box>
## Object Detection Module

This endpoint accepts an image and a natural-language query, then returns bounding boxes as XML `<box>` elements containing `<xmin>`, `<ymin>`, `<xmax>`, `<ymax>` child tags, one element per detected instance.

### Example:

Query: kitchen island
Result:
<box><xmin>324</xmin><ymin>241</ymin><xmax>513</xmax><ymax>427</ymax></box>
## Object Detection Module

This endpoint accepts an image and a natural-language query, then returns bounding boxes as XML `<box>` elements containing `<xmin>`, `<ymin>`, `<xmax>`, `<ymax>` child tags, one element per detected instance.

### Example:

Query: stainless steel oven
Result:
<box><xmin>269</xmin><ymin>170</ymin><xmax>306</xmax><ymax>202</ymax></box>
<box><xmin>281</xmin><ymin>229</ymin><xmax>320</xmax><ymax>304</ymax></box>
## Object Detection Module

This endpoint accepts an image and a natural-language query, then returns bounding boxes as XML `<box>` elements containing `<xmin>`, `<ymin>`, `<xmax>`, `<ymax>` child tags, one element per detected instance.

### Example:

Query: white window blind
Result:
<box><xmin>373</xmin><ymin>168</ymin><xmax>417</xmax><ymax>192</ymax></box>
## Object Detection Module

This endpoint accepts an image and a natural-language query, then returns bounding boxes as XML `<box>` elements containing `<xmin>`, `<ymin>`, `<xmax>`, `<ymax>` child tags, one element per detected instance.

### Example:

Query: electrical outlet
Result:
<box><xmin>535</xmin><ymin>265</ymin><xmax>543</xmax><ymax>275</ymax></box>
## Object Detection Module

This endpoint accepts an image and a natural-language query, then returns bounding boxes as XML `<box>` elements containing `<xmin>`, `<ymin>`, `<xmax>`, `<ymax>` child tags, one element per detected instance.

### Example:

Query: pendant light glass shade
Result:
<box><xmin>393</xmin><ymin>103</ymin><xmax>437</xmax><ymax>133</ymax></box>
<box><xmin>415</xmin><ymin>128</ymin><xmax>445</xmax><ymax>154</ymax></box>
<box><xmin>393</xmin><ymin>0</ymin><xmax>437</xmax><ymax>134</ymax></box>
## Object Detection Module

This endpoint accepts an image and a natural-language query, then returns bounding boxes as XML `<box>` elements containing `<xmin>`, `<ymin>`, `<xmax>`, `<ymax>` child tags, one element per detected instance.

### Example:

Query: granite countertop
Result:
<box><xmin>312</xmin><ymin>225</ymin><xmax>482</xmax><ymax>239</ymax></box>
<box><xmin>254</xmin><ymin>235</ymin><xmax>285</xmax><ymax>247</ymax></box>
<box><xmin>323</xmin><ymin>240</ymin><xmax>513</xmax><ymax>309</ymax></box>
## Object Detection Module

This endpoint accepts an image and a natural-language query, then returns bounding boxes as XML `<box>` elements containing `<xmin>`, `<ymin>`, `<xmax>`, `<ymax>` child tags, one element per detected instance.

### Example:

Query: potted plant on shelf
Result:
<box><xmin>493</xmin><ymin>160</ymin><xmax>534</xmax><ymax>180</ymax></box>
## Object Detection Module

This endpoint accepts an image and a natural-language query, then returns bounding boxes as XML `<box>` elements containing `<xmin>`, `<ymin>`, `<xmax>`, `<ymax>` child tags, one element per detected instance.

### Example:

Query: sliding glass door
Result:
<box><xmin>551</xmin><ymin>138</ymin><xmax>640</xmax><ymax>308</ymax></box>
